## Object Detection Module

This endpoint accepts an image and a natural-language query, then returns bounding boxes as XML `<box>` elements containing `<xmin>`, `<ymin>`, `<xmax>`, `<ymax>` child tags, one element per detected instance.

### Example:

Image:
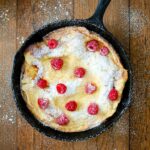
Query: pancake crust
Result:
<box><xmin>21</xmin><ymin>27</ymin><xmax>128</xmax><ymax>132</ymax></box>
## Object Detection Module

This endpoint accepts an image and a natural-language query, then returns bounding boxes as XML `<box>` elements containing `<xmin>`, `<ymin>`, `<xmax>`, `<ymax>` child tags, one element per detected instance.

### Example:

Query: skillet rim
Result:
<box><xmin>11</xmin><ymin>19</ymin><xmax>133</xmax><ymax>141</ymax></box>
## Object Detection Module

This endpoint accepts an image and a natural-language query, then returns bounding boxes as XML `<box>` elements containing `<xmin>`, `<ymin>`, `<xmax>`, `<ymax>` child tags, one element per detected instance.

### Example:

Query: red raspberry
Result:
<box><xmin>87</xmin><ymin>103</ymin><xmax>99</xmax><ymax>115</ymax></box>
<box><xmin>51</xmin><ymin>58</ymin><xmax>63</xmax><ymax>70</ymax></box>
<box><xmin>38</xmin><ymin>98</ymin><xmax>49</xmax><ymax>109</ymax></box>
<box><xmin>56</xmin><ymin>114</ymin><xmax>69</xmax><ymax>125</ymax></box>
<box><xmin>65</xmin><ymin>101</ymin><xmax>77</xmax><ymax>111</ymax></box>
<box><xmin>86</xmin><ymin>40</ymin><xmax>99</xmax><ymax>52</ymax></box>
<box><xmin>48</xmin><ymin>39</ymin><xmax>58</xmax><ymax>49</ymax></box>
<box><xmin>74</xmin><ymin>67</ymin><xmax>86</xmax><ymax>78</ymax></box>
<box><xmin>37</xmin><ymin>79</ymin><xmax>48</xmax><ymax>89</ymax></box>
<box><xmin>108</xmin><ymin>88</ymin><xmax>118</xmax><ymax>101</ymax></box>
<box><xmin>85</xmin><ymin>83</ymin><xmax>97</xmax><ymax>94</ymax></box>
<box><xmin>56</xmin><ymin>83</ymin><xmax>67</xmax><ymax>94</ymax></box>
<box><xmin>100</xmin><ymin>46</ymin><xmax>109</xmax><ymax>56</ymax></box>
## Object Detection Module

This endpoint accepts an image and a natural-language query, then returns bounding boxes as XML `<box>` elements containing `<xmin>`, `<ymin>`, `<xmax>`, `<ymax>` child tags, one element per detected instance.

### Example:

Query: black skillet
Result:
<box><xmin>11</xmin><ymin>0</ymin><xmax>132</xmax><ymax>141</ymax></box>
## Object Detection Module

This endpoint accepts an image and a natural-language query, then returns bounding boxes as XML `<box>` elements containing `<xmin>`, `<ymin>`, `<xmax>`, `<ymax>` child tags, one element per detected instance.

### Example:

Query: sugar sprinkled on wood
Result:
<box><xmin>120</xmin><ymin>6</ymin><xmax>149</xmax><ymax>37</ymax></box>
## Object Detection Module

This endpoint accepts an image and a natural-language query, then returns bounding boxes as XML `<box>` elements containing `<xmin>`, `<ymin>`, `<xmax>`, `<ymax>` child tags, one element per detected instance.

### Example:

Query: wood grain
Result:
<box><xmin>75</xmin><ymin>0</ymin><xmax>130</xmax><ymax>150</ymax></box>
<box><xmin>74</xmin><ymin>0</ymin><xmax>99</xmax><ymax>149</ymax></box>
<box><xmin>31</xmin><ymin>0</ymin><xmax>74</xmax><ymax>150</ymax></box>
<box><xmin>129</xmin><ymin>0</ymin><xmax>150</xmax><ymax>149</ymax></box>
<box><xmin>104</xmin><ymin>1</ymin><xmax>130</xmax><ymax>150</ymax></box>
<box><xmin>0</xmin><ymin>0</ymin><xmax>150</xmax><ymax>149</ymax></box>
<box><xmin>0</xmin><ymin>0</ymin><xmax>17</xmax><ymax>150</ymax></box>
<box><xmin>16</xmin><ymin>0</ymin><xmax>34</xmax><ymax>149</ymax></box>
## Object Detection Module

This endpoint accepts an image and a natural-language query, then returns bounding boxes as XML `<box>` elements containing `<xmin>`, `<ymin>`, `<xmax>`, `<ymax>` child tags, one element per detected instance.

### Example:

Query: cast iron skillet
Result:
<box><xmin>11</xmin><ymin>0</ymin><xmax>132</xmax><ymax>141</ymax></box>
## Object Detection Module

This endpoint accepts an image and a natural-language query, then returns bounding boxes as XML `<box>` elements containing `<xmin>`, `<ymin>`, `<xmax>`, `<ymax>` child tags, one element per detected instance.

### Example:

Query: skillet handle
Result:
<box><xmin>88</xmin><ymin>0</ymin><xmax>111</xmax><ymax>28</ymax></box>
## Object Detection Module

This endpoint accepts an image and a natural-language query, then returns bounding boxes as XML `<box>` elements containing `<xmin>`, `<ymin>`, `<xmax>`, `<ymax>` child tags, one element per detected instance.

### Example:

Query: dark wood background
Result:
<box><xmin>0</xmin><ymin>0</ymin><xmax>149</xmax><ymax>149</ymax></box>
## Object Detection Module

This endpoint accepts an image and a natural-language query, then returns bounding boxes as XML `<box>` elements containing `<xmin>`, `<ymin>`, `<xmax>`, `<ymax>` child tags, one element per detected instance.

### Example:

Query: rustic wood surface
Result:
<box><xmin>0</xmin><ymin>0</ymin><xmax>149</xmax><ymax>150</ymax></box>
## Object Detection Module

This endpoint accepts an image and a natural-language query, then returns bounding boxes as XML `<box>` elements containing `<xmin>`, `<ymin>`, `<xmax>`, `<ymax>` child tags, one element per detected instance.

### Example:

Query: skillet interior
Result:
<box><xmin>12</xmin><ymin>19</ymin><xmax>132</xmax><ymax>141</ymax></box>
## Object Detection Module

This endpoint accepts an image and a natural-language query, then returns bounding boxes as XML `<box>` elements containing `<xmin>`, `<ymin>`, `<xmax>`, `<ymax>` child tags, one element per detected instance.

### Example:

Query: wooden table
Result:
<box><xmin>0</xmin><ymin>0</ymin><xmax>149</xmax><ymax>149</ymax></box>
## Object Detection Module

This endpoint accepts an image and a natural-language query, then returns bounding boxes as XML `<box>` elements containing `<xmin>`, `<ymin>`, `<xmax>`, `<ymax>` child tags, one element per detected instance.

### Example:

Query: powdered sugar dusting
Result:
<box><xmin>1</xmin><ymin>113</ymin><xmax>16</xmax><ymax>124</ymax></box>
<box><xmin>32</xmin><ymin>44</ymin><xmax>66</xmax><ymax>58</ymax></box>
<box><xmin>0</xmin><ymin>73</ymin><xmax>16</xmax><ymax>125</ymax></box>
<box><xmin>0</xmin><ymin>0</ymin><xmax>149</xmax><ymax>144</ymax></box>
<box><xmin>43</xmin><ymin>79</ymin><xmax>83</xmax><ymax>99</ymax></box>
<box><xmin>16</xmin><ymin>36</ymin><xmax>25</xmax><ymax>45</ymax></box>
<box><xmin>0</xmin><ymin>40</ymin><xmax>16</xmax><ymax>126</ymax></box>
<box><xmin>45</xmin><ymin>105</ymin><xmax>62</xmax><ymax>118</ymax></box>
<box><xmin>32</xmin><ymin>0</ymin><xmax>72</xmax><ymax>29</ymax></box>
<box><xmin>120</xmin><ymin>6</ymin><xmax>149</xmax><ymax>37</ymax></box>
<box><xmin>66</xmin><ymin>32</ymin><xmax>119</xmax><ymax>106</ymax></box>
<box><xmin>0</xmin><ymin>9</ymin><xmax>9</xmax><ymax>23</ymax></box>
<box><xmin>32</xmin><ymin>45</ymin><xmax>50</xmax><ymax>58</ymax></box>
<box><xmin>32</xmin><ymin>60</ymin><xmax>44</xmax><ymax>83</ymax></box>
<box><xmin>129</xmin><ymin>76</ymin><xmax>146</xmax><ymax>136</ymax></box>
<box><xmin>0</xmin><ymin>6</ymin><xmax>15</xmax><ymax>31</ymax></box>
<box><xmin>21</xmin><ymin>27</ymin><xmax>126</xmax><ymax>130</ymax></box>
<box><xmin>114</xmin><ymin>116</ymin><xmax>129</xmax><ymax>136</ymax></box>
<box><xmin>0</xmin><ymin>79</ymin><xmax>16</xmax><ymax>126</ymax></box>
<box><xmin>0</xmin><ymin>8</ymin><xmax>10</xmax><ymax>29</ymax></box>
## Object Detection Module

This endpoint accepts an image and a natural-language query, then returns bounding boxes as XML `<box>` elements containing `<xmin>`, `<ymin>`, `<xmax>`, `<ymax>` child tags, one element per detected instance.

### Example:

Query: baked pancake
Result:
<box><xmin>21</xmin><ymin>27</ymin><xmax>128</xmax><ymax>132</ymax></box>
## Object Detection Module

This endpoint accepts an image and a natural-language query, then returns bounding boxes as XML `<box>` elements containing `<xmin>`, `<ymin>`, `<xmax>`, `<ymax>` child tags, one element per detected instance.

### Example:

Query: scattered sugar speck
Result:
<box><xmin>1</xmin><ymin>113</ymin><xmax>16</xmax><ymax>124</ymax></box>
<box><xmin>120</xmin><ymin>7</ymin><xmax>149</xmax><ymax>37</ymax></box>
<box><xmin>32</xmin><ymin>0</ymin><xmax>72</xmax><ymax>29</ymax></box>
<box><xmin>0</xmin><ymin>9</ymin><xmax>10</xmax><ymax>24</ymax></box>
<box><xmin>65</xmin><ymin>11</ymin><xmax>69</xmax><ymax>16</ymax></box>
<box><xmin>113</xmin><ymin>116</ymin><xmax>128</xmax><ymax>135</ymax></box>
<box><xmin>17</xmin><ymin>36</ymin><xmax>25</xmax><ymax>45</ymax></box>
<box><xmin>0</xmin><ymin>7</ymin><xmax>15</xmax><ymax>31</ymax></box>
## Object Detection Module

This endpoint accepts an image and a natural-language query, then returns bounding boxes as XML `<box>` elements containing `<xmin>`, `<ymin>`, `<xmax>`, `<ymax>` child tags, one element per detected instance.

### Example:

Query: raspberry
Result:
<box><xmin>85</xmin><ymin>83</ymin><xmax>97</xmax><ymax>94</ymax></box>
<box><xmin>74</xmin><ymin>67</ymin><xmax>86</xmax><ymax>78</ymax></box>
<box><xmin>37</xmin><ymin>79</ymin><xmax>48</xmax><ymax>89</ymax></box>
<box><xmin>56</xmin><ymin>114</ymin><xmax>69</xmax><ymax>125</ymax></box>
<box><xmin>48</xmin><ymin>39</ymin><xmax>58</xmax><ymax>49</ymax></box>
<box><xmin>38</xmin><ymin>98</ymin><xmax>49</xmax><ymax>109</ymax></box>
<box><xmin>86</xmin><ymin>40</ymin><xmax>99</xmax><ymax>52</ymax></box>
<box><xmin>51</xmin><ymin>58</ymin><xmax>63</xmax><ymax>70</ymax></box>
<box><xmin>65</xmin><ymin>101</ymin><xmax>77</xmax><ymax>111</ymax></box>
<box><xmin>100</xmin><ymin>46</ymin><xmax>109</xmax><ymax>56</ymax></box>
<box><xmin>87</xmin><ymin>103</ymin><xmax>99</xmax><ymax>115</ymax></box>
<box><xmin>108</xmin><ymin>88</ymin><xmax>118</xmax><ymax>101</ymax></box>
<box><xmin>56</xmin><ymin>83</ymin><xmax>67</xmax><ymax>94</ymax></box>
